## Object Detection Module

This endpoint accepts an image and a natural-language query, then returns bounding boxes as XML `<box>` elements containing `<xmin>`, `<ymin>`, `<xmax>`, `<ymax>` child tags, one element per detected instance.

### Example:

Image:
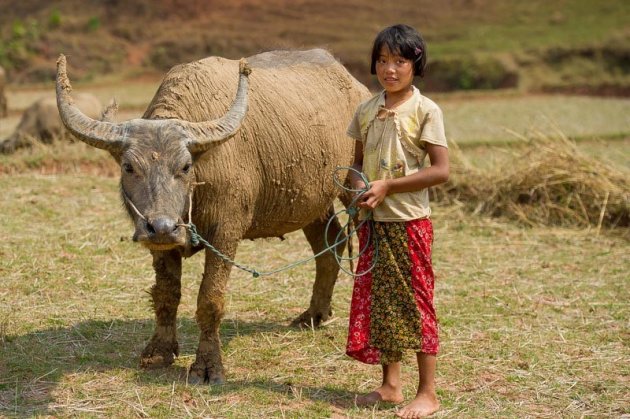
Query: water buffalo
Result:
<box><xmin>0</xmin><ymin>94</ymin><xmax>101</xmax><ymax>154</ymax></box>
<box><xmin>0</xmin><ymin>65</ymin><xmax>7</xmax><ymax>118</ymax></box>
<box><xmin>56</xmin><ymin>49</ymin><xmax>370</xmax><ymax>384</ymax></box>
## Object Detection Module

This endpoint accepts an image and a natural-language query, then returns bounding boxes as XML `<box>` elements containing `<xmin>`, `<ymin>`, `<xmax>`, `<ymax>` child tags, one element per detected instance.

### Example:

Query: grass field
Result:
<box><xmin>2</xmin><ymin>82</ymin><xmax>630</xmax><ymax>159</ymax></box>
<box><xmin>0</xmin><ymin>78</ymin><xmax>629</xmax><ymax>417</ymax></box>
<box><xmin>0</xmin><ymin>173</ymin><xmax>627</xmax><ymax>417</ymax></box>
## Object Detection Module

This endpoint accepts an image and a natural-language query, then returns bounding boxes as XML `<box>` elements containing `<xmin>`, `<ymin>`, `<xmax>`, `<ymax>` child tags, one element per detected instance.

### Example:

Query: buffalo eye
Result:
<box><xmin>122</xmin><ymin>163</ymin><xmax>134</xmax><ymax>174</ymax></box>
<box><xmin>182</xmin><ymin>163</ymin><xmax>192</xmax><ymax>174</ymax></box>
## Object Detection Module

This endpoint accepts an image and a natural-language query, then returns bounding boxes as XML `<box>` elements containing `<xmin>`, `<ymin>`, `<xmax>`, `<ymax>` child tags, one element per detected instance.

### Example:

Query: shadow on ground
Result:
<box><xmin>0</xmin><ymin>317</ymin><xmax>353</xmax><ymax>414</ymax></box>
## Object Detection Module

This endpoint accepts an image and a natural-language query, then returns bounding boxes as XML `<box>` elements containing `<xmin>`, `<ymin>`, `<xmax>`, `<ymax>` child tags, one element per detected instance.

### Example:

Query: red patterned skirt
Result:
<box><xmin>346</xmin><ymin>218</ymin><xmax>439</xmax><ymax>365</ymax></box>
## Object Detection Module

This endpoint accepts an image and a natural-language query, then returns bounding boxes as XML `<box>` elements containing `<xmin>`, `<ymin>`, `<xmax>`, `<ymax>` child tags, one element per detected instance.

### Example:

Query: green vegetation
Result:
<box><xmin>86</xmin><ymin>16</ymin><xmax>101</xmax><ymax>32</ymax></box>
<box><xmin>47</xmin><ymin>9</ymin><xmax>61</xmax><ymax>29</ymax></box>
<box><xmin>0</xmin><ymin>0</ymin><xmax>627</xmax><ymax>92</ymax></box>
<box><xmin>0</xmin><ymin>18</ymin><xmax>42</xmax><ymax>71</ymax></box>
<box><xmin>429</xmin><ymin>1</ymin><xmax>628</xmax><ymax>55</ymax></box>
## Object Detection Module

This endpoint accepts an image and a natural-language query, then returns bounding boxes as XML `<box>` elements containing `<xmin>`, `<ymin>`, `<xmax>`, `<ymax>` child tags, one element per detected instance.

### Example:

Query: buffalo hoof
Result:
<box><xmin>290</xmin><ymin>307</ymin><xmax>333</xmax><ymax>329</ymax></box>
<box><xmin>140</xmin><ymin>339</ymin><xmax>179</xmax><ymax>369</ymax></box>
<box><xmin>187</xmin><ymin>358</ymin><xmax>225</xmax><ymax>385</ymax></box>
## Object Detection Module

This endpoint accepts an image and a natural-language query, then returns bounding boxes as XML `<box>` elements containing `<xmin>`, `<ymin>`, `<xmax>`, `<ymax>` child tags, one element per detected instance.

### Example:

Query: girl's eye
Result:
<box><xmin>182</xmin><ymin>163</ymin><xmax>192</xmax><ymax>174</ymax></box>
<box><xmin>122</xmin><ymin>163</ymin><xmax>134</xmax><ymax>174</ymax></box>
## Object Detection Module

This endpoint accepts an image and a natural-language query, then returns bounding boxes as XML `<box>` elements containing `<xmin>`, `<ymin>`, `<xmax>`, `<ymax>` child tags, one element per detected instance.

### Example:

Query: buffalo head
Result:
<box><xmin>56</xmin><ymin>54</ymin><xmax>250</xmax><ymax>251</ymax></box>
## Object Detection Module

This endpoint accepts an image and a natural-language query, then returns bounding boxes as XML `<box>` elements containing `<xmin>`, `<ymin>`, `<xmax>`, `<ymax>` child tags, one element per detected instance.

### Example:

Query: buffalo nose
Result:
<box><xmin>147</xmin><ymin>218</ymin><xmax>178</xmax><ymax>237</ymax></box>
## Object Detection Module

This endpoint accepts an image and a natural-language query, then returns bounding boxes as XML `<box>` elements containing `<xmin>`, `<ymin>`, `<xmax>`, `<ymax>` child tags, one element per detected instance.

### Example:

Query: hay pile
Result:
<box><xmin>436</xmin><ymin>133</ymin><xmax>630</xmax><ymax>229</ymax></box>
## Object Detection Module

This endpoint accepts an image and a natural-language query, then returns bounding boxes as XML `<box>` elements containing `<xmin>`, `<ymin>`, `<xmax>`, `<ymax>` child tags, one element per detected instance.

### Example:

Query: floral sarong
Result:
<box><xmin>346</xmin><ymin>218</ymin><xmax>439</xmax><ymax>365</ymax></box>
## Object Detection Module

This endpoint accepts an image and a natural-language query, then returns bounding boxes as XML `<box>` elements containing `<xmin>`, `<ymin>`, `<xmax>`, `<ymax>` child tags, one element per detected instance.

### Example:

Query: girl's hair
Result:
<box><xmin>370</xmin><ymin>24</ymin><xmax>427</xmax><ymax>78</ymax></box>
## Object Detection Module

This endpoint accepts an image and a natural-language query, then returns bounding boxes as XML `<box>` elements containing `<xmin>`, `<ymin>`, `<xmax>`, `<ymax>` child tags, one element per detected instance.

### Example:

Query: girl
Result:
<box><xmin>345</xmin><ymin>24</ymin><xmax>449</xmax><ymax>418</ymax></box>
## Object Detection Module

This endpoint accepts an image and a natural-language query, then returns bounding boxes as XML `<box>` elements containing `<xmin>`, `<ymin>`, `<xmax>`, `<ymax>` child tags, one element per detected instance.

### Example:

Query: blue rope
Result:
<box><xmin>183</xmin><ymin>166</ymin><xmax>378</xmax><ymax>278</ymax></box>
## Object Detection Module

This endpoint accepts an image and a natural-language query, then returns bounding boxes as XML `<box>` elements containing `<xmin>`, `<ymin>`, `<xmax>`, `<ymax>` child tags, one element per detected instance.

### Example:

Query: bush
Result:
<box><xmin>48</xmin><ymin>9</ymin><xmax>62</xmax><ymax>29</ymax></box>
<box><xmin>0</xmin><ymin>18</ymin><xmax>41</xmax><ymax>70</ymax></box>
<box><xmin>533</xmin><ymin>42</ymin><xmax>630</xmax><ymax>94</ymax></box>
<box><xmin>423</xmin><ymin>55</ymin><xmax>518</xmax><ymax>91</ymax></box>
<box><xmin>87</xmin><ymin>16</ymin><xmax>100</xmax><ymax>32</ymax></box>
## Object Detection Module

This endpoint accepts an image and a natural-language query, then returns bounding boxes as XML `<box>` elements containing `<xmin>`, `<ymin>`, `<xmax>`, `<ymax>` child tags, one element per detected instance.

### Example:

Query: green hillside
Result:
<box><xmin>0</xmin><ymin>0</ymin><xmax>628</xmax><ymax>93</ymax></box>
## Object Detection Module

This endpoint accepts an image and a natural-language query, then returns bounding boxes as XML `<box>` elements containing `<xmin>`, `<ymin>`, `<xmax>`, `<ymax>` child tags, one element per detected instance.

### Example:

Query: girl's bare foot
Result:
<box><xmin>395</xmin><ymin>392</ymin><xmax>439</xmax><ymax>418</ymax></box>
<box><xmin>355</xmin><ymin>384</ymin><xmax>404</xmax><ymax>407</ymax></box>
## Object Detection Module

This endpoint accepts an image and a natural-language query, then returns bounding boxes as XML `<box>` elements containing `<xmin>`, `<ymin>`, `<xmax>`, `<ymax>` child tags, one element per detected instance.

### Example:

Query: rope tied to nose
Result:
<box><xmin>124</xmin><ymin>192</ymin><xmax>146</xmax><ymax>221</ymax></box>
<box><xmin>123</xmin><ymin>181</ymin><xmax>205</xmax><ymax>224</ymax></box>
<box><xmin>127</xmin><ymin>167</ymin><xmax>378</xmax><ymax>278</ymax></box>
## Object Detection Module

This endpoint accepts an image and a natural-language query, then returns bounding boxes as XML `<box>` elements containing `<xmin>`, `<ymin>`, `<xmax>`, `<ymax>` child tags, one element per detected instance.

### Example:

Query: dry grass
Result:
<box><xmin>0</xmin><ymin>79</ymin><xmax>628</xmax><ymax>416</ymax></box>
<box><xmin>0</xmin><ymin>140</ymin><xmax>118</xmax><ymax>176</ymax></box>
<box><xmin>0</xmin><ymin>170</ymin><xmax>628</xmax><ymax>417</ymax></box>
<box><xmin>437</xmin><ymin>132</ymin><xmax>630</xmax><ymax>229</ymax></box>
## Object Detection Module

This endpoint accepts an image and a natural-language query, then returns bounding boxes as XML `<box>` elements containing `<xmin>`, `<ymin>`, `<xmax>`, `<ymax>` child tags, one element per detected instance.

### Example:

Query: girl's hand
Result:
<box><xmin>352</xmin><ymin>180</ymin><xmax>367</xmax><ymax>192</ymax></box>
<box><xmin>358</xmin><ymin>180</ymin><xmax>390</xmax><ymax>209</ymax></box>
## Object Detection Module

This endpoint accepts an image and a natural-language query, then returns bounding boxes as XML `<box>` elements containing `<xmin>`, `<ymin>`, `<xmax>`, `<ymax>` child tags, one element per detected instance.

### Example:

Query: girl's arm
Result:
<box><xmin>358</xmin><ymin>143</ymin><xmax>449</xmax><ymax>210</ymax></box>
<box><xmin>349</xmin><ymin>140</ymin><xmax>367</xmax><ymax>190</ymax></box>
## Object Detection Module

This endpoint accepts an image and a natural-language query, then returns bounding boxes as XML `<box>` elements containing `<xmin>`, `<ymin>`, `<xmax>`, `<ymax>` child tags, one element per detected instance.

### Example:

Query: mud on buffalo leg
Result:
<box><xmin>188</xmin><ymin>239</ymin><xmax>238</xmax><ymax>385</ymax></box>
<box><xmin>141</xmin><ymin>249</ymin><xmax>182</xmax><ymax>369</ymax></box>
<box><xmin>291</xmin><ymin>206</ymin><xmax>345</xmax><ymax>328</ymax></box>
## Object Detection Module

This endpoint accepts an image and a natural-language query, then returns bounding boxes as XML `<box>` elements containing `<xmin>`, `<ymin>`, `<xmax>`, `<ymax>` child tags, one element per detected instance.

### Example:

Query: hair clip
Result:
<box><xmin>414</xmin><ymin>47</ymin><xmax>423</xmax><ymax>56</ymax></box>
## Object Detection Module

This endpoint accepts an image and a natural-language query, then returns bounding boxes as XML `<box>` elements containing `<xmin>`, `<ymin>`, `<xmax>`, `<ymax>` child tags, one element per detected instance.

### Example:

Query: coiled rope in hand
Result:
<box><xmin>182</xmin><ymin>166</ymin><xmax>378</xmax><ymax>278</ymax></box>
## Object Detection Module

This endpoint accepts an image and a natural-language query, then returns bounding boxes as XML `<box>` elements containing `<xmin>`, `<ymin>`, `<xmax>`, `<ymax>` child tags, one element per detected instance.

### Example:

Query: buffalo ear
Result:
<box><xmin>100</xmin><ymin>99</ymin><xmax>119</xmax><ymax>123</ymax></box>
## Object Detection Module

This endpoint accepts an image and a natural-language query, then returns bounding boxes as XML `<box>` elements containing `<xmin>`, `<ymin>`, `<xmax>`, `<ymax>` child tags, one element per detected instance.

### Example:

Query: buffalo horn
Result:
<box><xmin>56</xmin><ymin>54</ymin><xmax>126</xmax><ymax>152</ymax></box>
<box><xmin>182</xmin><ymin>59</ymin><xmax>251</xmax><ymax>153</ymax></box>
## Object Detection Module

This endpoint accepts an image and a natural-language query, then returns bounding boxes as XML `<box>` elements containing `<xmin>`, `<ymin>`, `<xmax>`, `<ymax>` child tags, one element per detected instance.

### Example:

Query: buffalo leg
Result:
<box><xmin>141</xmin><ymin>249</ymin><xmax>182</xmax><ymax>369</ymax></box>
<box><xmin>188</xmin><ymin>240</ymin><xmax>238</xmax><ymax>385</ymax></box>
<box><xmin>291</xmin><ymin>207</ymin><xmax>345</xmax><ymax>328</ymax></box>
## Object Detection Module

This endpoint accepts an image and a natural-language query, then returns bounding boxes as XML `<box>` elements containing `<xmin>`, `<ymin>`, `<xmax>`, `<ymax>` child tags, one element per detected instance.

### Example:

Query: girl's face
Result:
<box><xmin>375</xmin><ymin>46</ymin><xmax>414</xmax><ymax>96</ymax></box>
